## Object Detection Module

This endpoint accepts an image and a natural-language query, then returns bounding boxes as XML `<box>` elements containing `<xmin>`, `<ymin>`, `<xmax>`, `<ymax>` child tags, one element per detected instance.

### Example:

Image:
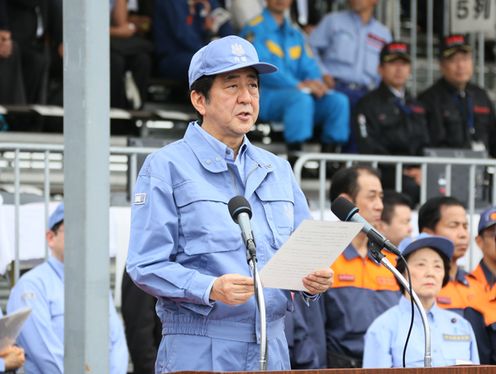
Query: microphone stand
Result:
<box><xmin>245</xmin><ymin>238</ymin><xmax>268</xmax><ymax>371</ymax></box>
<box><xmin>368</xmin><ymin>242</ymin><xmax>432</xmax><ymax>368</ymax></box>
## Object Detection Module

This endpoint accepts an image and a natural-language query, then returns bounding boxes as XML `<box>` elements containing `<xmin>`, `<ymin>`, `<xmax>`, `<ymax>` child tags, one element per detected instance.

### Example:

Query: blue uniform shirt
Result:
<box><xmin>0</xmin><ymin>309</ymin><xmax>4</xmax><ymax>372</ymax></box>
<box><xmin>240</xmin><ymin>8</ymin><xmax>322</xmax><ymax>89</ymax></box>
<box><xmin>309</xmin><ymin>10</ymin><xmax>391</xmax><ymax>87</ymax></box>
<box><xmin>7</xmin><ymin>256</ymin><xmax>128</xmax><ymax>374</ymax></box>
<box><xmin>127</xmin><ymin>122</ymin><xmax>312</xmax><ymax>371</ymax></box>
<box><xmin>363</xmin><ymin>296</ymin><xmax>480</xmax><ymax>367</ymax></box>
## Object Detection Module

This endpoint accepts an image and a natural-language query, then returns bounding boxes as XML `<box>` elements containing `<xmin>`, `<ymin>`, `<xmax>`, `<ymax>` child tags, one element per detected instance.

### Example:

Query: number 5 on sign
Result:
<box><xmin>451</xmin><ymin>0</ymin><xmax>496</xmax><ymax>33</ymax></box>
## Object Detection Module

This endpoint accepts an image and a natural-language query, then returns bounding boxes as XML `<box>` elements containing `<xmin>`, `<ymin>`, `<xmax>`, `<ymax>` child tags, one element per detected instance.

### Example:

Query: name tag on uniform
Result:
<box><xmin>338</xmin><ymin>274</ymin><xmax>355</xmax><ymax>282</ymax></box>
<box><xmin>376</xmin><ymin>276</ymin><xmax>396</xmax><ymax>286</ymax></box>
<box><xmin>443</xmin><ymin>334</ymin><xmax>470</xmax><ymax>342</ymax></box>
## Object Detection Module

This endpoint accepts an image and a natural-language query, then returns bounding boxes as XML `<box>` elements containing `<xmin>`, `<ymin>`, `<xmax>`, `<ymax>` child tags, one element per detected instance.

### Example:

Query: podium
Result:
<box><xmin>174</xmin><ymin>367</ymin><xmax>494</xmax><ymax>374</ymax></box>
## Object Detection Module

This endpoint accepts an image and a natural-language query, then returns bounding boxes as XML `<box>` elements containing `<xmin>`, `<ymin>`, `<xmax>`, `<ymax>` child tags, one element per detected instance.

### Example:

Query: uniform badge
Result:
<box><xmin>22</xmin><ymin>291</ymin><xmax>36</xmax><ymax>301</ymax></box>
<box><xmin>443</xmin><ymin>334</ymin><xmax>470</xmax><ymax>341</ymax></box>
<box><xmin>133</xmin><ymin>193</ymin><xmax>147</xmax><ymax>205</ymax></box>
<box><xmin>338</xmin><ymin>274</ymin><xmax>355</xmax><ymax>282</ymax></box>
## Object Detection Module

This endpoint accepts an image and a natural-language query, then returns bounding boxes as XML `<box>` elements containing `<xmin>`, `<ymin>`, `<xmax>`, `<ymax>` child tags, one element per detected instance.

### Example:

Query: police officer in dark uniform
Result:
<box><xmin>419</xmin><ymin>34</ymin><xmax>496</xmax><ymax>158</ymax></box>
<box><xmin>354</xmin><ymin>41</ymin><xmax>429</xmax><ymax>204</ymax></box>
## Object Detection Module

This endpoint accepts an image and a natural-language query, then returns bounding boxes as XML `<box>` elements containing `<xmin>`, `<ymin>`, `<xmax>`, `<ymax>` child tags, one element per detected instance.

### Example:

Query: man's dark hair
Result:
<box><xmin>381</xmin><ymin>190</ymin><xmax>413</xmax><ymax>224</ymax></box>
<box><xmin>395</xmin><ymin>248</ymin><xmax>451</xmax><ymax>293</ymax></box>
<box><xmin>190</xmin><ymin>75</ymin><xmax>216</xmax><ymax>121</ymax></box>
<box><xmin>418</xmin><ymin>196</ymin><xmax>465</xmax><ymax>232</ymax></box>
<box><xmin>51</xmin><ymin>220</ymin><xmax>64</xmax><ymax>234</ymax></box>
<box><xmin>329</xmin><ymin>165</ymin><xmax>381</xmax><ymax>203</ymax></box>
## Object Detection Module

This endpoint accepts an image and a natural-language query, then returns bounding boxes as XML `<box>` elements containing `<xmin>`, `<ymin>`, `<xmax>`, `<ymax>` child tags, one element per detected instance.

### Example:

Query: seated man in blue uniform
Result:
<box><xmin>363</xmin><ymin>233</ymin><xmax>480</xmax><ymax>367</ymax></box>
<box><xmin>126</xmin><ymin>35</ymin><xmax>334</xmax><ymax>372</ymax></box>
<box><xmin>309</xmin><ymin>0</ymin><xmax>391</xmax><ymax>107</ymax></box>
<box><xmin>240</xmin><ymin>0</ymin><xmax>350</xmax><ymax>156</ymax></box>
<box><xmin>7</xmin><ymin>203</ymin><xmax>128</xmax><ymax>374</ymax></box>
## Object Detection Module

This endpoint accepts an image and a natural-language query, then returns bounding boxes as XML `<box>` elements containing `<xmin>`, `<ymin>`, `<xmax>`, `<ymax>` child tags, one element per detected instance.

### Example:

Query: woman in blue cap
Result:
<box><xmin>363</xmin><ymin>233</ymin><xmax>479</xmax><ymax>367</ymax></box>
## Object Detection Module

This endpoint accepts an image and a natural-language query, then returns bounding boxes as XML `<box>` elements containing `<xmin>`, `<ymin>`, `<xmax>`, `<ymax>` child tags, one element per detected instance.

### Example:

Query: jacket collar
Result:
<box><xmin>48</xmin><ymin>255</ymin><xmax>64</xmax><ymax>281</ymax></box>
<box><xmin>184</xmin><ymin>122</ymin><xmax>275</xmax><ymax>174</ymax></box>
<box><xmin>398</xmin><ymin>295</ymin><xmax>441</xmax><ymax>321</ymax></box>
<box><xmin>262</xmin><ymin>7</ymin><xmax>292</xmax><ymax>33</ymax></box>
<box><xmin>343</xmin><ymin>243</ymin><xmax>383</xmax><ymax>265</ymax></box>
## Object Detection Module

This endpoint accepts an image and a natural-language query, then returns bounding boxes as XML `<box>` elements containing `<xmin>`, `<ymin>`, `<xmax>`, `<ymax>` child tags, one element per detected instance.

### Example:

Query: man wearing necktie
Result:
<box><xmin>353</xmin><ymin>41</ymin><xmax>429</xmax><ymax>204</ymax></box>
<box><xmin>419</xmin><ymin>34</ymin><xmax>496</xmax><ymax>158</ymax></box>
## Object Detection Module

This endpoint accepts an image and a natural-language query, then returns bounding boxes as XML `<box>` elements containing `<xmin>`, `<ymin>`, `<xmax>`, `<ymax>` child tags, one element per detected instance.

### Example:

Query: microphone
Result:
<box><xmin>228</xmin><ymin>196</ymin><xmax>257</xmax><ymax>261</ymax></box>
<box><xmin>331</xmin><ymin>196</ymin><xmax>401</xmax><ymax>256</ymax></box>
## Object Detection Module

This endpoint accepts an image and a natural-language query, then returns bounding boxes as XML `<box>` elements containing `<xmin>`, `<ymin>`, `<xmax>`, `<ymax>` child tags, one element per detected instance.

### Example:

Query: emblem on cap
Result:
<box><xmin>232</xmin><ymin>43</ymin><xmax>248</xmax><ymax>63</ymax></box>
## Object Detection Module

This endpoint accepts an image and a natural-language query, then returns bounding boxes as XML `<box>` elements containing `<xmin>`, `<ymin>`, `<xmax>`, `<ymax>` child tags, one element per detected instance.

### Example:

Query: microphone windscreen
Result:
<box><xmin>331</xmin><ymin>196</ymin><xmax>359</xmax><ymax>222</ymax></box>
<box><xmin>228</xmin><ymin>196</ymin><xmax>253</xmax><ymax>221</ymax></box>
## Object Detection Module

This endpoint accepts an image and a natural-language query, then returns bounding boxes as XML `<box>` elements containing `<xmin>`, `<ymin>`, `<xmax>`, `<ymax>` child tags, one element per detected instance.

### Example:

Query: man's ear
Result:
<box><xmin>475</xmin><ymin>235</ymin><xmax>484</xmax><ymax>249</ymax></box>
<box><xmin>46</xmin><ymin>230</ymin><xmax>55</xmax><ymax>246</ymax></box>
<box><xmin>339</xmin><ymin>193</ymin><xmax>354</xmax><ymax>203</ymax></box>
<box><xmin>190</xmin><ymin>90</ymin><xmax>206</xmax><ymax>116</ymax></box>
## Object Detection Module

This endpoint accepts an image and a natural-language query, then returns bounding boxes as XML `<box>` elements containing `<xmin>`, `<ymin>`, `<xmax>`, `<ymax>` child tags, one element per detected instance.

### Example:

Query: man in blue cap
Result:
<box><xmin>473</xmin><ymin>207</ymin><xmax>496</xmax><ymax>363</ymax></box>
<box><xmin>474</xmin><ymin>207</ymin><xmax>496</xmax><ymax>293</ymax></box>
<box><xmin>7</xmin><ymin>203</ymin><xmax>128</xmax><ymax>374</ymax></box>
<box><xmin>126</xmin><ymin>35</ymin><xmax>334</xmax><ymax>372</ymax></box>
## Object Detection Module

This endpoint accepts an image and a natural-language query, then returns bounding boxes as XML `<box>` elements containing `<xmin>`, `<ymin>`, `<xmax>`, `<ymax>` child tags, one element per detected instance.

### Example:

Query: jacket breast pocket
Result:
<box><xmin>329</xmin><ymin>30</ymin><xmax>354</xmax><ymax>65</ymax></box>
<box><xmin>49</xmin><ymin>299</ymin><xmax>64</xmax><ymax>338</ymax></box>
<box><xmin>256</xmin><ymin>183</ymin><xmax>295</xmax><ymax>249</ymax></box>
<box><xmin>174</xmin><ymin>182</ymin><xmax>240</xmax><ymax>256</ymax></box>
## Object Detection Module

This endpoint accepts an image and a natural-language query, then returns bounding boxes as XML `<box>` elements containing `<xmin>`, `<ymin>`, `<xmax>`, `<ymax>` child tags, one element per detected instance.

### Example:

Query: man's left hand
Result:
<box><xmin>302</xmin><ymin>268</ymin><xmax>334</xmax><ymax>295</ymax></box>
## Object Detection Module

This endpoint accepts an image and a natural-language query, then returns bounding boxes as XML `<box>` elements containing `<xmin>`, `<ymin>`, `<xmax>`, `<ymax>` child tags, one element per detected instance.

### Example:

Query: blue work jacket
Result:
<box><xmin>309</xmin><ymin>10</ymin><xmax>391</xmax><ymax>87</ymax></box>
<box><xmin>127</xmin><ymin>123</ymin><xmax>311</xmax><ymax>348</ymax></box>
<box><xmin>7</xmin><ymin>256</ymin><xmax>128</xmax><ymax>374</ymax></box>
<box><xmin>240</xmin><ymin>8</ymin><xmax>322</xmax><ymax>89</ymax></box>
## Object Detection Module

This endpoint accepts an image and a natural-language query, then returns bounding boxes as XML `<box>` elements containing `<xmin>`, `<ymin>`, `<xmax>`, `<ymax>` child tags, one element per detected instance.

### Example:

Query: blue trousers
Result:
<box><xmin>259</xmin><ymin>88</ymin><xmax>350</xmax><ymax>144</ymax></box>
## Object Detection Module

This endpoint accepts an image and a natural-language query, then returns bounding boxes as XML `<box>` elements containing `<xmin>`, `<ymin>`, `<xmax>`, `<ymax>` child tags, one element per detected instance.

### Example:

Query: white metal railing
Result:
<box><xmin>0</xmin><ymin>143</ymin><xmax>157</xmax><ymax>284</ymax></box>
<box><xmin>294</xmin><ymin>152</ymin><xmax>496</xmax><ymax>270</ymax></box>
<box><xmin>2</xmin><ymin>144</ymin><xmax>496</xmax><ymax>281</ymax></box>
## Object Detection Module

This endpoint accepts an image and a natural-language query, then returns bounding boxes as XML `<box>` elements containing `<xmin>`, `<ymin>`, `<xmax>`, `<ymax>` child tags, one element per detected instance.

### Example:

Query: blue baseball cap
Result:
<box><xmin>399</xmin><ymin>233</ymin><xmax>454</xmax><ymax>261</ymax></box>
<box><xmin>188</xmin><ymin>35</ymin><xmax>277</xmax><ymax>88</ymax></box>
<box><xmin>48</xmin><ymin>203</ymin><xmax>64</xmax><ymax>230</ymax></box>
<box><xmin>478</xmin><ymin>206</ymin><xmax>496</xmax><ymax>234</ymax></box>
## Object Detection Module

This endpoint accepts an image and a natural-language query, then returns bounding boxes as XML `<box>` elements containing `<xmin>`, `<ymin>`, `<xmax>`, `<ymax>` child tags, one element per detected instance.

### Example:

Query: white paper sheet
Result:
<box><xmin>0</xmin><ymin>307</ymin><xmax>31</xmax><ymax>351</ymax></box>
<box><xmin>260</xmin><ymin>220</ymin><xmax>363</xmax><ymax>291</ymax></box>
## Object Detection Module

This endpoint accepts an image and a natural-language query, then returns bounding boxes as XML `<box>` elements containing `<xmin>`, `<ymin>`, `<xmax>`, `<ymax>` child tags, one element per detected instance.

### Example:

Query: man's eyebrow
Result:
<box><xmin>224</xmin><ymin>73</ymin><xmax>240</xmax><ymax>81</ymax></box>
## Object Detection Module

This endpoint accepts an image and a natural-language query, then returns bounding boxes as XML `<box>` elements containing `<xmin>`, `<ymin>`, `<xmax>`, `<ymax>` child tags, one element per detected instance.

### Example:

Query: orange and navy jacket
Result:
<box><xmin>471</xmin><ymin>261</ymin><xmax>496</xmax><ymax>295</ymax></box>
<box><xmin>324</xmin><ymin>244</ymin><xmax>400</xmax><ymax>360</ymax></box>
<box><xmin>470</xmin><ymin>261</ymin><xmax>496</xmax><ymax>364</ymax></box>
<box><xmin>437</xmin><ymin>267</ymin><xmax>494</xmax><ymax>364</ymax></box>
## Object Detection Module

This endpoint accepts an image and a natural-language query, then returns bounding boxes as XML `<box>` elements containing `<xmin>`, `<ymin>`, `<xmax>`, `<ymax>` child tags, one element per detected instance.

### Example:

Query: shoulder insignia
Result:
<box><xmin>248</xmin><ymin>15</ymin><xmax>263</xmax><ymax>26</ymax></box>
<box><xmin>266</xmin><ymin>40</ymin><xmax>284</xmax><ymax>58</ymax></box>
<box><xmin>289</xmin><ymin>45</ymin><xmax>302</xmax><ymax>59</ymax></box>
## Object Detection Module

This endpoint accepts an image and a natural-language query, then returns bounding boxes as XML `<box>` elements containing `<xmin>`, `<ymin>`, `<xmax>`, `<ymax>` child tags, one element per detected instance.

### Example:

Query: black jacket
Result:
<box><xmin>419</xmin><ymin>78</ymin><xmax>496</xmax><ymax>157</ymax></box>
<box><xmin>121</xmin><ymin>270</ymin><xmax>161</xmax><ymax>374</ymax></box>
<box><xmin>353</xmin><ymin>82</ymin><xmax>430</xmax><ymax>156</ymax></box>
<box><xmin>0</xmin><ymin>0</ymin><xmax>7</xmax><ymax>30</ymax></box>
